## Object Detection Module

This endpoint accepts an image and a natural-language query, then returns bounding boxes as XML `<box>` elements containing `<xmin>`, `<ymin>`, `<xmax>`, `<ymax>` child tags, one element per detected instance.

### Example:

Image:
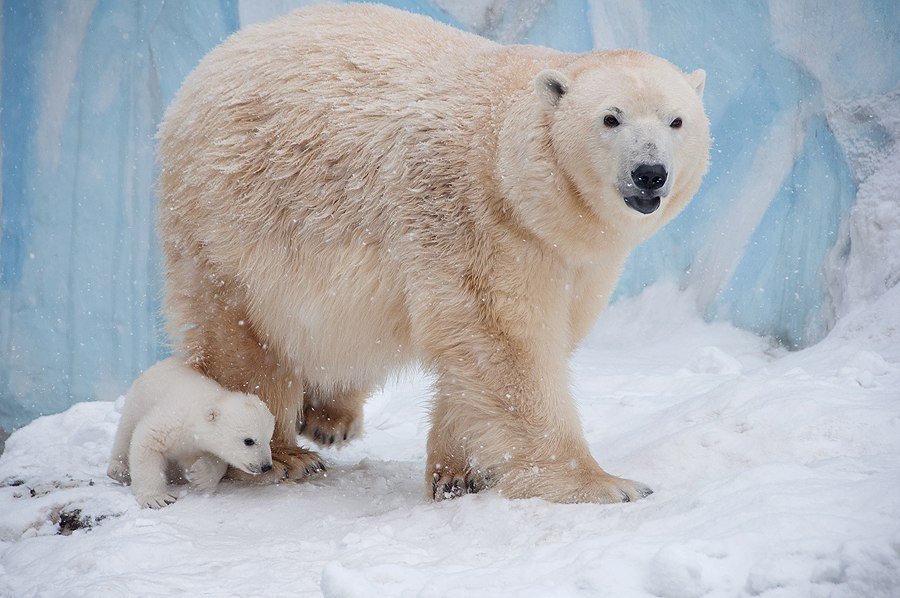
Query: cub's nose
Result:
<box><xmin>632</xmin><ymin>164</ymin><xmax>668</xmax><ymax>191</ymax></box>
<box><xmin>261</xmin><ymin>463</ymin><xmax>273</xmax><ymax>473</ymax></box>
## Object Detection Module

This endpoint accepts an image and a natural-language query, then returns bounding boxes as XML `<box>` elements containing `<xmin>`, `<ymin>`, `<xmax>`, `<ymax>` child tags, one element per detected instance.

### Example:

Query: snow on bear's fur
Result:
<box><xmin>107</xmin><ymin>357</ymin><xmax>276</xmax><ymax>508</ymax></box>
<box><xmin>157</xmin><ymin>3</ymin><xmax>710</xmax><ymax>503</ymax></box>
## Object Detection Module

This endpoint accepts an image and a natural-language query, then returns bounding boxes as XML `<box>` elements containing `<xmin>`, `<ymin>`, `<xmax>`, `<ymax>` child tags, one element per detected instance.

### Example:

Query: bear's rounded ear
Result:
<box><xmin>207</xmin><ymin>408</ymin><xmax>220</xmax><ymax>423</ymax></box>
<box><xmin>687</xmin><ymin>69</ymin><xmax>706</xmax><ymax>99</ymax></box>
<box><xmin>534</xmin><ymin>69</ymin><xmax>570</xmax><ymax>108</ymax></box>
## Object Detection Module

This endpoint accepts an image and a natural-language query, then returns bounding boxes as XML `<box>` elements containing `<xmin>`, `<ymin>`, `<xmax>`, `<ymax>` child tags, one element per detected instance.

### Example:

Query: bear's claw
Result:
<box><xmin>303</xmin><ymin>460</ymin><xmax>326</xmax><ymax>476</ymax></box>
<box><xmin>431</xmin><ymin>471</ymin><xmax>485</xmax><ymax>501</ymax></box>
<box><xmin>300</xmin><ymin>400</ymin><xmax>363</xmax><ymax>448</ymax></box>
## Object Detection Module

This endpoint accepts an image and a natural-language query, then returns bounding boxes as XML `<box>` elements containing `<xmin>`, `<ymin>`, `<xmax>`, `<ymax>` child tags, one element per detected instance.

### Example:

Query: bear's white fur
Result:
<box><xmin>108</xmin><ymin>357</ymin><xmax>276</xmax><ymax>508</ymax></box>
<box><xmin>157</xmin><ymin>4</ymin><xmax>709</xmax><ymax>503</ymax></box>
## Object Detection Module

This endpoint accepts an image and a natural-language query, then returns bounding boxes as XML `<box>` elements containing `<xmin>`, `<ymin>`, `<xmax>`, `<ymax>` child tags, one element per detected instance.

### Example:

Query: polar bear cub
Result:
<box><xmin>107</xmin><ymin>357</ymin><xmax>275</xmax><ymax>508</ymax></box>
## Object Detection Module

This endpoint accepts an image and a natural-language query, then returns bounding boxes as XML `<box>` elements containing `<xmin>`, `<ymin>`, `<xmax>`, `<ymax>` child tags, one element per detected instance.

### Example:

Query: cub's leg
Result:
<box><xmin>167</xmin><ymin>264</ymin><xmax>322</xmax><ymax>483</ymax></box>
<box><xmin>424</xmin><ymin>322</ymin><xmax>652</xmax><ymax>504</ymax></box>
<box><xmin>107</xmin><ymin>408</ymin><xmax>138</xmax><ymax>484</ymax></box>
<box><xmin>128</xmin><ymin>422</ymin><xmax>178</xmax><ymax>508</ymax></box>
<box><xmin>299</xmin><ymin>384</ymin><xmax>368</xmax><ymax>447</ymax></box>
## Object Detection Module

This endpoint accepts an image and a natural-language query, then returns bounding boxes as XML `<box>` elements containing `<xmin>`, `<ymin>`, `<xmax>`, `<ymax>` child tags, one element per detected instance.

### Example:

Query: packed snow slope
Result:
<box><xmin>1</xmin><ymin>283</ymin><xmax>898</xmax><ymax>597</ymax></box>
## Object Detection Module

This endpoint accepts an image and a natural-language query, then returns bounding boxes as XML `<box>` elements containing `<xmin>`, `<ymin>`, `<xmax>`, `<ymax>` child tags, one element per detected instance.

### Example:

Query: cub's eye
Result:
<box><xmin>244</xmin><ymin>438</ymin><xmax>255</xmax><ymax>446</ymax></box>
<box><xmin>670</xmin><ymin>117</ymin><xmax>683</xmax><ymax>129</ymax></box>
<box><xmin>603</xmin><ymin>115</ymin><xmax>620</xmax><ymax>128</ymax></box>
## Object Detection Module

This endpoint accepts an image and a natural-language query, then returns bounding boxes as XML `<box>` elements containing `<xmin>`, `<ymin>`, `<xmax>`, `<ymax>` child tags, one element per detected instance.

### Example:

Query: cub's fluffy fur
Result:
<box><xmin>108</xmin><ymin>357</ymin><xmax>276</xmax><ymax>508</ymax></box>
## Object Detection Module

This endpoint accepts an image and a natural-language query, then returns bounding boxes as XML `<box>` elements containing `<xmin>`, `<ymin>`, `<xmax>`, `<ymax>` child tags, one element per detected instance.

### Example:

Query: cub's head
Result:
<box><xmin>204</xmin><ymin>392</ymin><xmax>275</xmax><ymax>475</ymax></box>
<box><xmin>534</xmin><ymin>50</ymin><xmax>709</xmax><ymax>239</ymax></box>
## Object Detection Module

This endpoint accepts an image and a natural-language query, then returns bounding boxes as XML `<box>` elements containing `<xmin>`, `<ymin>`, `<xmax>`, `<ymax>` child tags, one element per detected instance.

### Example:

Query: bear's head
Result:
<box><xmin>533</xmin><ymin>50</ymin><xmax>709</xmax><ymax>243</ymax></box>
<box><xmin>203</xmin><ymin>391</ymin><xmax>275</xmax><ymax>475</ymax></box>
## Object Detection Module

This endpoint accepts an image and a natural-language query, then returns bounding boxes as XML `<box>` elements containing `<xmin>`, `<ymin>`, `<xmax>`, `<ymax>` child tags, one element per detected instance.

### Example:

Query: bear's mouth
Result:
<box><xmin>624</xmin><ymin>195</ymin><xmax>661</xmax><ymax>214</ymax></box>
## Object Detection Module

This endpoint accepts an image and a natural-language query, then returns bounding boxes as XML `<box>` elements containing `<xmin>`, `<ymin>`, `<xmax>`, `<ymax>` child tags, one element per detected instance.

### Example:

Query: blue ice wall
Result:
<box><xmin>2</xmin><ymin>0</ymin><xmax>898</xmax><ymax>431</ymax></box>
<box><xmin>1</xmin><ymin>1</ymin><xmax>238</xmax><ymax>430</ymax></box>
<box><xmin>604</xmin><ymin>2</ymin><xmax>866</xmax><ymax>348</ymax></box>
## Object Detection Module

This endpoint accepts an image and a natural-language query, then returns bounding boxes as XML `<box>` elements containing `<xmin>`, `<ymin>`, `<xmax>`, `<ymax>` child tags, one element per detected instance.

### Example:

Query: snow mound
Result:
<box><xmin>1</xmin><ymin>284</ymin><xmax>898</xmax><ymax>596</ymax></box>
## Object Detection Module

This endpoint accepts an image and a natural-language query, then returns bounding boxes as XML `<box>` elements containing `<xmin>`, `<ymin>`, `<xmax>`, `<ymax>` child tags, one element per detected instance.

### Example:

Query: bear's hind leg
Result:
<box><xmin>299</xmin><ymin>383</ymin><xmax>368</xmax><ymax>447</ymax></box>
<box><xmin>168</xmin><ymin>267</ymin><xmax>323</xmax><ymax>483</ymax></box>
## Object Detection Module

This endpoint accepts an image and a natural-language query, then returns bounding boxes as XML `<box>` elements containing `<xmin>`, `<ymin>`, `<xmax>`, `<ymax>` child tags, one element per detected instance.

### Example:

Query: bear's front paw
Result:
<box><xmin>187</xmin><ymin>456</ymin><xmax>227</xmax><ymax>493</ymax></box>
<box><xmin>136</xmin><ymin>491</ymin><xmax>178</xmax><ymax>509</ymax></box>
<box><xmin>430</xmin><ymin>467</ymin><xmax>489</xmax><ymax>501</ymax></box>
<box><xmin>573</xmin><ymin>473</ymin><xmax>653</xmax><ymax>504</ymax></box>
<box><xmin>499</xmin><ymin>466</ymin><xmax>653</xmax><ymax>504</ymax></box>
<box><xmin>227</xmin><ymin>445</ymin><xmax>325</xmax><ymax>484</ymax></box>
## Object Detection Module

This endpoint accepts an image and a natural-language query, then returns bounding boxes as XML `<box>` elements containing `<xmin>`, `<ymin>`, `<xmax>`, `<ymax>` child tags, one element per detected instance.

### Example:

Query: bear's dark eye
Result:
<box><xmin>603</xmin><ymin>115</ymin><xmax>620</xmax><ymax>128</ymax></box>
<box><xmin>244</xmin><ymin>438</ymin><xmax>255</xmax><ymax>446</ymax></box>
<box><xmin>670</xmin><ymin>117</ymin><xmax>683</xmax><ymax>129</ymax></box>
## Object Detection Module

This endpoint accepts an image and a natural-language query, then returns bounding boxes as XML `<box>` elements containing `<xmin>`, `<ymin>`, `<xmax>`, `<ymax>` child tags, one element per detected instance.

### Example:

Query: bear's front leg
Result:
<box><xmin>425</xmin><ymin>326</ymin><xmax>652</xmax><ymax>504</ymax></box>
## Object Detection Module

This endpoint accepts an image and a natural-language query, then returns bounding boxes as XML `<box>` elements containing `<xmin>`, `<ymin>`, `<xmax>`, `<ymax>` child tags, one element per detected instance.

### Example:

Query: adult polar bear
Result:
<box><xmin>158</xmin><ymin>3</ymin><xmax>709</xmax><ymax>503</ymax></box>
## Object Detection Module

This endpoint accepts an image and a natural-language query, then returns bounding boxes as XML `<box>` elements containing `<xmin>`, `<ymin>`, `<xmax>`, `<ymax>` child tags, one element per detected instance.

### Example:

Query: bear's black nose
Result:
<box><xmin>632</xmin><ymin>164</ymin><xmax>668</xmax><ymax>191</ymax></box>
<box><xmin>261</xmin><ymin>463</ymin><xmax>273</xmax><ymax>473</ymax></box>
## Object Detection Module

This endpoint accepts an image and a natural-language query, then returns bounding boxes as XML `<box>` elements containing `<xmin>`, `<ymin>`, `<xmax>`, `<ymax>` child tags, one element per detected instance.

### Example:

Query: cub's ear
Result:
<box><xmin>687</xmin><ymin>69</ymin><xmax>706</xmax><ymax>99</ymax></box>
<box><xmin>534</xmin><ymin>69</ymin><xmax>570</xmax><ymax>108</ymax></box>
<box><xmin>207</xmin><ymin>408</ymin><xmax>220</xmax><ymax>423</ymax></box>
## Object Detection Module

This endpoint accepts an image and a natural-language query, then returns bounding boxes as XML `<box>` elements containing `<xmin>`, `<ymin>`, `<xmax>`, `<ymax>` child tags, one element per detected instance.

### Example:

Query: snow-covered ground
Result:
<box><xmin>1</xmin><ymin>283</ymin><xmax>898</xmax><ymax>597</ymax></box>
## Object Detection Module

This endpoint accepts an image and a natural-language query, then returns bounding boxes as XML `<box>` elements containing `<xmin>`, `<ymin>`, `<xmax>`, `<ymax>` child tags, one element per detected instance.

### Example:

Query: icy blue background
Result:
<box><xmin>2</xmin><ymin>0</ymin><xmax>898</xmax><ymax>431</ymax></box>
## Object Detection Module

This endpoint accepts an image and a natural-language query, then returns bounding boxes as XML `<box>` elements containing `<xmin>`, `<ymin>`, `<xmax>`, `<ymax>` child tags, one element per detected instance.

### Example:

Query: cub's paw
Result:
<box><xmin>186</xmin><ymin>456</ymin><xmax>227</xmax><ymax>493</ymax></box>
<box><xmin>107</xmin><ymin>462</ymin><xmax>131</xmax><ymax>484</ymax></box>
<box><xmin>136</xmin><ymin>491</ymin><xmax>178</xmax><ymax>509</ymax></box>
<box><xmin>300</xmin><ymin>400</ymin><xmax>363</xmax><ymax>447</ymax></box>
